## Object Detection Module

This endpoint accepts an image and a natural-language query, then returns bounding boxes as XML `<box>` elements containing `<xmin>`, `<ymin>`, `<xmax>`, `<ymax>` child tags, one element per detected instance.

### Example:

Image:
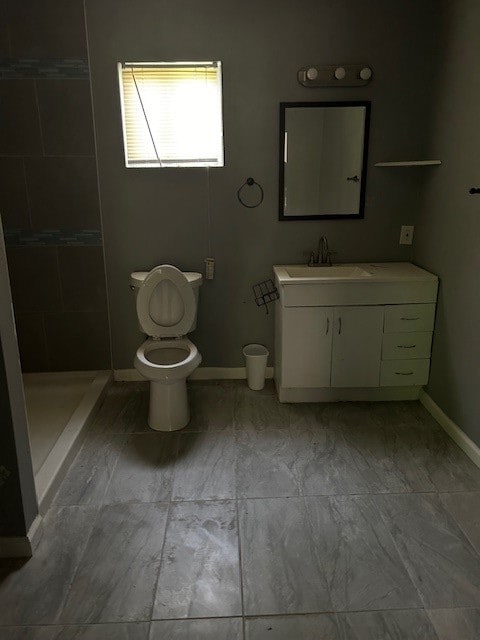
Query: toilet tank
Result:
<box><xmin>130</xmin><ymin>270</ymin><xmax>202</xmax><ymax>334</ymax></box>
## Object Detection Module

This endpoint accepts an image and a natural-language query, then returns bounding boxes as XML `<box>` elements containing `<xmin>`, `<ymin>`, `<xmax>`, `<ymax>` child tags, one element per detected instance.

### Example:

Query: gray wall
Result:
<box><xmin>415</xmin><ymin>0</ymin><xmax>480</xmax><ymax>446</ymax></box>
<box><xmin>0</xmin><ymin>0</ymin><xmax>111</xmax><ymax>372</ymax></box>
<box><xmin>85</xmin><ymin>0</ymin><xmax>441</xmax><ymax>369</ymax></box>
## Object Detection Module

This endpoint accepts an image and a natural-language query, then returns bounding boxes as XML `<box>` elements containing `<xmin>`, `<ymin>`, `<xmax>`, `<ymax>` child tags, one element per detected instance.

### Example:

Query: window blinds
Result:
<box><xmin>118</xmin><ymin>62</ymin><xmax>224</xmax><ymax>168</ymax></box>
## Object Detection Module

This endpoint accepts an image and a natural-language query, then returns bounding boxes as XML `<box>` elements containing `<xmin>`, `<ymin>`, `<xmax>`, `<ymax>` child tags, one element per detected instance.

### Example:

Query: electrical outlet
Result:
<box><xmin>399</xmin><ymin>225</ymin><xmax>414</xmax><ymax>245</ymax></box>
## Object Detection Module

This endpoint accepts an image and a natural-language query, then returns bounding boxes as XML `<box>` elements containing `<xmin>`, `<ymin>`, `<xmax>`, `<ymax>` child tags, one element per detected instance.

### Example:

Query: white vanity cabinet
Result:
<box><xmin>280</xmin><ymin>307</ymin><xmax>333</xmax><ymax>388</ymax></box>
<box><xmin>331</xmin><ymin>306</ymin><xmax>384</xmax><ymax>387</ymax></box>
<box><xmin>273</xmin><ymin>262</ymin><xmax>438</xmax><ymax>403</ymax></box>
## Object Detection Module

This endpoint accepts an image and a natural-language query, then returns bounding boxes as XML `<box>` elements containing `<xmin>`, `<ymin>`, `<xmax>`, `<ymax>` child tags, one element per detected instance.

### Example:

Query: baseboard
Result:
<box><xmin>114</xmin><ymin>366</ymin><xmax>275</xmax><ymax>382</ymax></box>
<box><xmin>278</xmin><ymin>385</ymin><xmax>422</xmax><ymax>403</ymax></box>
<box><xmin>0</xmin><ymin>514</ymin><xmax>43</xmax><ymax>558</ymax></box>
<box><xmin>420</xmin><ymin>390</ymin><xmax>480</xmax><ymax>469</ymax></box>
<box><xmin>27</xmin><ymin>513</ymin><xmax>43</xmax><ymax>552</ymax></box>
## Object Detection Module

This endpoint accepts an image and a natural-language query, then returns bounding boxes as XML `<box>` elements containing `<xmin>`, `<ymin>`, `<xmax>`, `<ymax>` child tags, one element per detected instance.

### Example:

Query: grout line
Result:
<box><xmin>235</xmin><ymin>491</ymin><xmax>246</xmax><ymax>637</ymax></box>
<box><xmin>82</xmin><ymin>0</ymin><xmax>114</xmax><ymax>373</ymax></box>
<box><xmin>20</xmin><ymin>157</ymin><xmax>34</xmax><ymax>229</ymax></box>
<box><xmin>0</xmin><ymin>153</ymin><xmax>96</xmax><ymax>159</ymax></box>
<box><xmin>33</xmin><ymin>80</ymin><xmax>46</xmax><ymax>156</ymax></box>
<box><xmin>148</xmin><ymin>499</ymin><xmax>174</xmax><ymax>622</ymax></box>
<box><xmin>4</xmin><ymin>607</ymin><xmax>480</xmax><ymax>629</ymax></box>
<box><xmin>54</xmin><ymin>246</ymin><xmax>64</xmax><ymax>314</ymax></box>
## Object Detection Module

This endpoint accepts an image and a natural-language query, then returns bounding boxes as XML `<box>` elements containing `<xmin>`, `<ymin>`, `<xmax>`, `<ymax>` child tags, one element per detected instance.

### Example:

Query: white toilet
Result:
<box><xmin>130</xmin><ymin>265</ymin><xmax>202</xmax><ymax>431</ymax></box>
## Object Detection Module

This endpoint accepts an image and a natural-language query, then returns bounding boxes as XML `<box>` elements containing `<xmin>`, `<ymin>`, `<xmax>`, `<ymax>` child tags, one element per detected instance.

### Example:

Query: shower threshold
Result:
<box><xmin>23</xmin><ymin>370</ymin><xmax>111</xmax><ymax>513</ymax></box>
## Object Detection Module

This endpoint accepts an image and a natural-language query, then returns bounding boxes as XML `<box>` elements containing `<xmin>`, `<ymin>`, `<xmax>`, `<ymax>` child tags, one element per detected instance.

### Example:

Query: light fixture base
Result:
<box><xmin>298</xmin><ymin>64</ymin><xmax>373</xmax><ymax>87</ymax></box>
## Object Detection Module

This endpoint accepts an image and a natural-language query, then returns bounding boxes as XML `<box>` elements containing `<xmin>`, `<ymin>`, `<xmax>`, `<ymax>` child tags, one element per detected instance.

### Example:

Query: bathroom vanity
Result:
<box><xmin>273</xmin><ymin>262</ymin><xmax>438</xmax><ymax>402</ymax></box>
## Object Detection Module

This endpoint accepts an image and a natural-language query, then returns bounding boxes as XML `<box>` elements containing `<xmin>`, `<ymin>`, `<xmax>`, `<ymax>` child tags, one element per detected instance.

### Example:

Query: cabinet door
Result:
<box><xmin>331</xmin><ymin>306</ymin><xmax>384</xmax><ymax>387</ymax></box>
<box><xmin>282</xmin><ymin>307</ymin><xmax>333</xmax><ymax>388</ymax></box>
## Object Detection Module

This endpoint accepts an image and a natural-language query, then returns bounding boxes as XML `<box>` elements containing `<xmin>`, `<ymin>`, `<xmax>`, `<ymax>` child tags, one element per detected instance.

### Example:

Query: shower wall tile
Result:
<box><xmin>7</xmin><ymin>0</ymin><xmax>87</xmax><ymax>58</ymax></box>
<box><xmin>0</xmin><ymin>157</ymin><xmax>30</xmax><ymax>228</ymax></box>
<box><xmin>6</xmin><ymin>246</ymin><xmax>62</xmax><ymax>313</ymax></box>
<box><xmin>0</xmin><ymin>80</ymin><xmax>43</xmax><ymax>155</ymax></box>
<box><xmin>0</xmin><ymin>58</ymin><xmax>90</xmax><ymax>80</ymax></box>
<box><xmin>44</xmin><ymin>311</ymin><xmax>110</xmax><ymax>371</ymax></box>
<box><xmin>0</xmin><ymin>0</ymin><xmax>10</xmax><ymax>57</ymax></box>
<box><xmin>14</xmin><ymin>312</ymin><xmax>48</xmax><ymax>372</ymax></box>
<box><xmin>1</xmin><ymin>2</ymin><xmax>111</xmax><ymax>374</ymax></box>
<box><xmin>25</xmin><ymin>157</ymin><xmax>100</xmax><ymax>229</ymax></box>
<box><xmin>36</xmin><ymin>79</ymin><xmax>95</xmax><ymax>155</ymax></box>
<box><xmin>57</xmin><ymin>246</ymin><xmax>107</xmax><ymax>312</ymax></box>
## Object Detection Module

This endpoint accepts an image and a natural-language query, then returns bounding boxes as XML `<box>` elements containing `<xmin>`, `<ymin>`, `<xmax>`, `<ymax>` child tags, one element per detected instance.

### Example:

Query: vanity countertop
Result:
<box><xmin>274</xmin><ymin>262</ymin><xmax>438</xmax><ymax>285</ymax></box>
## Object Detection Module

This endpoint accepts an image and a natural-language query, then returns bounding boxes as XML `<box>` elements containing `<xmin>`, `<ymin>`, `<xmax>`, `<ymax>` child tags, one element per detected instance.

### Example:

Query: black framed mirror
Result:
<box><xmin>279</xmin><ymin>101</ymin><xmax>370</xmax><ymax>220</ymax></box>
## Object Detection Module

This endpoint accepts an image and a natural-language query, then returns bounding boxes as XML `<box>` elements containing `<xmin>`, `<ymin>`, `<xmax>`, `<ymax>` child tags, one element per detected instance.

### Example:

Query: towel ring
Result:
<box><xmin>237</xmin><ymin>177</ymin><xmax>264</xmax><ymax>208</ymax></box>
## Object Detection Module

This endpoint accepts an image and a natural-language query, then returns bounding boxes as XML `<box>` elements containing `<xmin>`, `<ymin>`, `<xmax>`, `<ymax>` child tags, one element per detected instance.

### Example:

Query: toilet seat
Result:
<box><xmin>136</xmin><ymin>265</ymin><xmax>196</xmax><ymax>338</ymax></box>
<box><xmin>135</xmin><ymin>337</ymin><xmax>201</xmax><ymax>383</ymax></box>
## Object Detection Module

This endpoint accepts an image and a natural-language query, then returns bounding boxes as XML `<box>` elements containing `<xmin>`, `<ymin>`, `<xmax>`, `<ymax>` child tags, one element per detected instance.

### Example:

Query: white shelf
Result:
<box><xmin>374</xmin><ymin>160</ymin><xmax>442</xmax><ymax>167</ymax></box>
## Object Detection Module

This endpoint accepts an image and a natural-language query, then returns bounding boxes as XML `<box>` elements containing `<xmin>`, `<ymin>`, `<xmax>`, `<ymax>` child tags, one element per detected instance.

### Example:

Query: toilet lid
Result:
<box><xmin>136</xmin><ymin>265</ymin><xmax>196</xmax><ymax>338</ymax></box>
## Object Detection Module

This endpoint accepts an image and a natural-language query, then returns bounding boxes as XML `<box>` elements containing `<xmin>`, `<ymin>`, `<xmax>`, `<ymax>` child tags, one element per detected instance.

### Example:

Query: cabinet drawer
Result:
<box><xmin>384</xmin><ymin>304</ymin><xmax>435</xmax><ymax>333</ymax></box>
<box><xmin>382</xmin><ymin>332</ymin><xmax>433</xmax><ymax>360</ymax></box>
<box><xmin>380</xmin><ymin>359</ymin><xmax>430</xmax><ymax>386</ymax></box>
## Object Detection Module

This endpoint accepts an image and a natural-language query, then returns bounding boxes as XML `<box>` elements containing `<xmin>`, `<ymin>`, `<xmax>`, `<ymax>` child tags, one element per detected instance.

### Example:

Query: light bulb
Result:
<box><xmin>334</xmin><ymin>67</ymin><xmax>346</xmax><ymax>80</ymax></box>
<box><xmin>306</xmin><ymin>67</ymin><xmax>318</xmax><ymax>81</ymax></box>
<box><xmin>360</xmin><ymin>67</ymin><xmax>372</xmax><ymax>80</ymax></box>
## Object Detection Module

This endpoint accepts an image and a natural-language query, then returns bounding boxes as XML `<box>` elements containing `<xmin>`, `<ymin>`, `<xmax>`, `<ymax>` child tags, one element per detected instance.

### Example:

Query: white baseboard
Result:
<box><xmin>420</xmin><ymin>390</ymin><xmax>480</xmax><ymax>469</ymax></box>
<box><xmin>114</xmin><ymin>366</ymin><xmax>274</xmax><ymax>382</ymax></box>
<box><xmin>279</xmin><ymin>386</ymin><xmax>422</xmax><ymax>403</ymax></box>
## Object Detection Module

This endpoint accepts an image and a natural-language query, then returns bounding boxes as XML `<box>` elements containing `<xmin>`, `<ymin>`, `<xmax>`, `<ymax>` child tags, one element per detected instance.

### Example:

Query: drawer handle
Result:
<box><xmin>401</xmin><ymin>317</ymin><xmax>420</xmax><ymax>321</ymax></box>
<box><xmin>398</xmin><ymin>344</ymin><xmax>416</xmax><ymax>349</ymax></box>
<box><xmin>338</xmin><ymin>317</ymin><xmax>342</xmax><ymax>334</ymax></box>
<box><xmin>395</xmin><ymin>371</ymin><xmax>414</xmax><ymax>376</ymax></box>
<box><xmin>326</xmin><ymin>317</ymin><xmax>330</xmax><ymax>335</ymax></box>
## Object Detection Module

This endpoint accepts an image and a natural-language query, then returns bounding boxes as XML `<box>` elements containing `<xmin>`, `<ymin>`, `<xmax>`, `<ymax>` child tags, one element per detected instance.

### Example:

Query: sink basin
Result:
<box><xmin>286</xmin><ymin>265</ymin><xmax>372</xmax><ymax>279</ymax></box>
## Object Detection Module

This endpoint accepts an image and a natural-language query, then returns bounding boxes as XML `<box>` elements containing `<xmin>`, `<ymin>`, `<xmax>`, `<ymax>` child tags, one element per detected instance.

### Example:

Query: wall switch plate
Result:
<box><xmin>205</xmin><ymin>257</ymin><xmax>215</xmax><ymax>280</ymax></box>
<box><xmin>399</xmin><ymin>225</ymin><xmax>414</xmax><ymax>245</ymax></box>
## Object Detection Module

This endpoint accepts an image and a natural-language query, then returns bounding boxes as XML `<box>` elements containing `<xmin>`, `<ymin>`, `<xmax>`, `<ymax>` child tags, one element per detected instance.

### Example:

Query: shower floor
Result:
<box><xmin>23</xmin><ymin>370</ymin><xmax>111</xmax><ymax>511</ymax></box>
<box><xmin>24</xmin><ymin>372</ymin><xmax>97</xmax><ymax>474</ymax></box>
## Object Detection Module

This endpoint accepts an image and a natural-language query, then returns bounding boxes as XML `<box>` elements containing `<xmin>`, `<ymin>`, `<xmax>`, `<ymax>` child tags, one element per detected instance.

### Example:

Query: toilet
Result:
<box><xmin>130</xmin><ymin>265</ymin><xmax>202</xmax><ymax>431</ymax></box>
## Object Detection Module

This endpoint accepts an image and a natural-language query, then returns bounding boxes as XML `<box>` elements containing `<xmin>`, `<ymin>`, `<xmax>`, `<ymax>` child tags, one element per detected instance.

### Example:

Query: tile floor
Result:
<box><xmin>1</xmin><ymin>380</ymin><xmax>480</xmax><ymax>639</ymax></box>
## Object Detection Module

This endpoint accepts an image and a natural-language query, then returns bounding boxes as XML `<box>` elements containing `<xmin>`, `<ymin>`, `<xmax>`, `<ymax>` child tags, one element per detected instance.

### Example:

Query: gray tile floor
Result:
<box><xmin>1</xmin><ymin>380</ymin><xmax>480</xmax><ymax>639</ymax></box>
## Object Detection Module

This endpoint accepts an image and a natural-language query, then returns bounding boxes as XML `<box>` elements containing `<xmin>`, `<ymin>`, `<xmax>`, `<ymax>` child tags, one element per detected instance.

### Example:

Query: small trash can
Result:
<box><xmin>243</xmin><ymin>343</ymin><xmax>269</xmax><ymax>391</ymax></box>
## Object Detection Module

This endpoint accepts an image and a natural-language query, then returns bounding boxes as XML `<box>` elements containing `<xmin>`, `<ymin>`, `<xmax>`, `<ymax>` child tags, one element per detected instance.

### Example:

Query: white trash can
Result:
<box><xmin>243</xmin><ymin>344</ymin><xmax>269</xmax><ymax>391</ymax></box>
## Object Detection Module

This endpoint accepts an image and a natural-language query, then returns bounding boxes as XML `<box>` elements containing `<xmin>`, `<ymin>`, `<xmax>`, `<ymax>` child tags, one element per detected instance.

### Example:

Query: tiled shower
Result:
<box><xmin>0</xmin><ymin>0</ymin><xmax>111</xmax><ymax>499</ymax></box>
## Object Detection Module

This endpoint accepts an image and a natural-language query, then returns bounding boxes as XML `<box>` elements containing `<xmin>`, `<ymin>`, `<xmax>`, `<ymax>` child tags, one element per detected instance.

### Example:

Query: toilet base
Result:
<box><xmin>148</xmin><ymin>379</ymin><xmax>190</xmax><ymax>432</ymax></box>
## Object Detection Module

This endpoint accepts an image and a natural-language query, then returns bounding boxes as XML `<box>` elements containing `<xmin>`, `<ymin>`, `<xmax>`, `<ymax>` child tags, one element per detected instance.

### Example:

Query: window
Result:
<box><xmin>117</xmin><ymin>61</ymin><xmax>224</xmax><ymax>168</ymax></box>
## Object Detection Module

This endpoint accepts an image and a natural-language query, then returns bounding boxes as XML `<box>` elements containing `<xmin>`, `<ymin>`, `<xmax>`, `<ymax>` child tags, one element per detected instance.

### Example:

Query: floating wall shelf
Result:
<box><xmin>374</xmin><ymin>160</ymin><xmax>442</xmax><ymax>167</ymax></box>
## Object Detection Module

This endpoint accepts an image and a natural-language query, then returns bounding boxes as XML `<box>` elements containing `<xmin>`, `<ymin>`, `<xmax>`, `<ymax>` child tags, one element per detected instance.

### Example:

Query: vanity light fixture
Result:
<box><xmin>360</xmin><ymin>67</ymin><xmax>372</xmax><ymax>81</ymax></box>
<box><xmin>298</xmin><ymin>64</ymin><xmax>373</xmax><ymax>87</ymax></box>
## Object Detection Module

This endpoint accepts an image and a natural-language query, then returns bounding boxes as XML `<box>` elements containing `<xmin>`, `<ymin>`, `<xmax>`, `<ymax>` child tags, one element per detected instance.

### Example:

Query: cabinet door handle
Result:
<box><xmin>338</xmin><ymin>317</ymin><xmax>342</xmax><ymax>334</ymax></box>
<box><xmin>398</xmin><ymin>344</ymin><xmax>416</xmax><ymax>349</ymax></box>
<box><xmin>395</xmin><ymin>371</ymin><xmax>414</xmax><ymax>376</ymax></box>
<box><xmin>401</xmin><ymin>317</ymin><xmax>420</xmax><ymax>321</ymax></box>
<box><xmin>326</xmin><ymin>317</ymin><xmax>330</xmax><ymax>335</ymax></box>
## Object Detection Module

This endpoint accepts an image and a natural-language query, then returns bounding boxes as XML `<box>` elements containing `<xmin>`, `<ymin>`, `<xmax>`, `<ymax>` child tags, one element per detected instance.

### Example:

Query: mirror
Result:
<box><xmin>279</xmin><ymin>101</ymin><xmax>370</xmax><ymax>220</ymax></box>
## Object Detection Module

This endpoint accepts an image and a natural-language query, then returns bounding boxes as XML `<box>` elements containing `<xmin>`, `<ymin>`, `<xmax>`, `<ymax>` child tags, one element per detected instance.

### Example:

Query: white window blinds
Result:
<box><xmin>118</xmin><ymin>62</ymin><xmax>224</xmax><ymax>168</ymax></box>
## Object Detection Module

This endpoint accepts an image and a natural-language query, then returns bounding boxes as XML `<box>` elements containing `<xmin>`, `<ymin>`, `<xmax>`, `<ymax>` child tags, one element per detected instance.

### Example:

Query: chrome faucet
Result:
<box><xmin>308</xmin><ymin>235</ymin><xmax>335</xmax><ymax>266</ymax></box>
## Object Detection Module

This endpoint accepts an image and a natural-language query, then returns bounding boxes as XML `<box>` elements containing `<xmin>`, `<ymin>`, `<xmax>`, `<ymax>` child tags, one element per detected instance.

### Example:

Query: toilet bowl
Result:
<box><xmin>130</xmin><ymin>265</ymin><xmax>202</xmax><ymax>431</ymax></box>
